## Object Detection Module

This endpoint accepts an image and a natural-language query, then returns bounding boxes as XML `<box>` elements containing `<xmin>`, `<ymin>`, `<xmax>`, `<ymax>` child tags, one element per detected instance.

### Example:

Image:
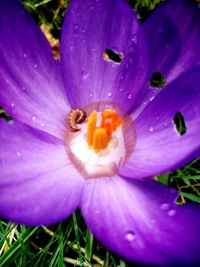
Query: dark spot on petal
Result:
<box><xmin>0</xmin><ymin>107</ymin><xmax>12</xmax><ymax>121</ymax></box>
<box><xmin>103</xmin><ymin>49</ymin><xmax>123</xmax><ymax>63</ymax></box>
<box><xmin>150</xmin><ymin>71</ymin><xmax>166</xmax><ymax>88</ymax></box>
<box><xmin>173</xmin><ymin>112</ymin><xmax>187</xmax><ymax>135</ymax></box>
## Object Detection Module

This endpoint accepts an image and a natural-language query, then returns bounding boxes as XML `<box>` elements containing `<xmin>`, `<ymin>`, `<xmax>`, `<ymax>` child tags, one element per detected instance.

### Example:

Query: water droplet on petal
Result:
<box><xmin>131</xmin><ymin>36</ymin><xmax>137</xmax><ymax>44</ymax></box>
<box><xmin>168</xmin><ymin>209</ymin><xmax>176</xmax><ymax>216</ymax></box>
<box><xmin>11</xmin><ymin>103</ymin><xmax>15</xmax><ymax>108</ymax></box>
<box><xmin>125</xmin><ymin>231</ymin><xmax>136</xmax><ymax>242</ymax></box>
<box><xmin>94</xmin><ymin>209</ymin><xmax>100</xmax><ymax>214</ymax></box>
<box><xmin>107</xmin><ymin>92</ymin><xmax>112</xmax><ymax>97</ymax></box>
<box><xmin>73</xmin><ymin>33</ymin><xmax>78</xmax><ymax>38</ymax></box>
<box><xmin>34</xmin><ymin>64</ymin><xmax>38</xmax><ymax>69</ymax></box>
<box><xmin>125</xmin><ymin>63</ymin><xmax>129</xmax><ymax>70</ymax></box>
<box><xmin>149</xmin><ymin>95</ymin><xmax>155</xmax><ymax>102</ymax></box>
<box><xmin>119</xmin><ymin>87</ymin><xmax>123</xmax><ymax>92</ymax></box>
<box><xmin>23</xmin><ymin>53</ymin><xmax>27</xmax><ymax>58</ymax></box>
<box><xmin>1</xmin><ymin>159</ymin><xmax>5</xmax><ymax>165</ymax></box>
<box><xmin>89</xmin><ymin>6</ymin><xmax>94</xmax><ymax>10</ymax></box>
<box><xmin>82</xmin><ymin>72</ymin><xmax>89</xmax><ymax>80</ymax></box>
<box><xmin>21</xmin><ymin>86</ymin><xmax>26</xmax><ymax>91</ymax></box>
<box><xmin>32</xmin><ymin>116</ymin><xmax>36</xmax><ymax>122</ymax></box>
<box><xmin>127</xmin><ymin>93</ymin><xmax>132</xmax><ymax>100</ymax></box>
<box><xmin>74</xmin><ymin>24</ymin><xmax>78</xmax><ymax>30</ymax></box>
<box><xmin>160</xmin><ymin>203</ymin><xmax>170</xmax><ymax>211</ymax></box>
<box><xmin>149</xmin><ymin>126</ymin><xmax>154</xmax><ymax>132</ymax></box>
<box><xmin>16</xmin><ymin>151</ymin><xmax>21</xmax><ymax>158</ymax></box>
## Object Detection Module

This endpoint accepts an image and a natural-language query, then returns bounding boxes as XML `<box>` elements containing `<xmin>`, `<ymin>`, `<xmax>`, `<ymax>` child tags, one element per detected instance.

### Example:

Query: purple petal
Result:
<box><xmin>81</xmin><ymin>176</ymin><xmax>200</xmax><ymax>266</ymax></box>
<box><xmin>61</xmin><ymin>0</ymin><xmax>148</xmax><ymax>113</ymax></box>
<box><xmin>144</xmin><ymin>0</ymin><xmax>200</xmax><ymax>84</ymax></box>
<box><xmin>0</xmin><ymin>0</ymin><xmax>69</xmax><ymax>139</ymax></box>
<box><xmin>0</xmin><ymin>120</ymin><xmax>83</xmax><ymax>225</ymax></box>
<box><xmin>119</xmin><ymin>68</ymin><xmax>200</xmax><ymax>179</ymax></box>
<box><xmin>133</xmin><ymin>0</ymin><xmax>200</xmax><ymax>116</ymax></box>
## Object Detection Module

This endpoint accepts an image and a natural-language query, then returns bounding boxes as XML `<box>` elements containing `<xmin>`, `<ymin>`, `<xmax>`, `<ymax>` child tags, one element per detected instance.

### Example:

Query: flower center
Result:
<box><xmin>87</xmin><ymin>109</ymin><xmax>123</xmax><ymax>153</ymax></box>
<box><xmin>64</xmin><ymin>102</ymin><xmax>136</xmax><ymax>179</ymax></box>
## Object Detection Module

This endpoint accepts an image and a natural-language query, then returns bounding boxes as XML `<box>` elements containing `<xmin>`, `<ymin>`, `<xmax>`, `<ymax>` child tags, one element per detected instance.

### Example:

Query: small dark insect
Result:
<box><xmin>68</xmin><ymin>108</ymin><xmax>87</xmax><ymax>132</ymax></box>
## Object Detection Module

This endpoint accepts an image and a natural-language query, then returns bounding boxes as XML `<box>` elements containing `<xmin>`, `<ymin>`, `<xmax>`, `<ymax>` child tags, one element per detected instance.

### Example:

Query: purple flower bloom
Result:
<box><xmin>0</xmin><ymin>0</ymin><xmax>200</xmax><ymax>265</ymax></box>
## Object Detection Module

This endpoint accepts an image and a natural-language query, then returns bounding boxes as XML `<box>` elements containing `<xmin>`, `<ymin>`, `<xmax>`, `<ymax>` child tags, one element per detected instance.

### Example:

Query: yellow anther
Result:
<box><xmin>101</xmin><ymin>109</ymin><xmax>123</xmax><ymax>134</ymax></box>
<box><xmin>87</xmin><ymin>111</ymin><xmax>97</xmax><ymax>147</ymax></box>
<box><xmin>87</xmin><ymin>108</ymin><xmax>123</xmax><ymax>153</ymax></box>
<box><xmin>93</xmin><ymin>127</ymin><xmax>108</xmax><ymax>153</ymax></box>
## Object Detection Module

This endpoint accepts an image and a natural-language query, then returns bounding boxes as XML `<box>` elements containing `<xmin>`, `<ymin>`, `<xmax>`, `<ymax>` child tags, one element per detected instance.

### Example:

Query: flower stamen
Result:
<box><xmin>87</xmin><ymin>108</ymin><xmax>123</xmax><ymax>152</ymax></box>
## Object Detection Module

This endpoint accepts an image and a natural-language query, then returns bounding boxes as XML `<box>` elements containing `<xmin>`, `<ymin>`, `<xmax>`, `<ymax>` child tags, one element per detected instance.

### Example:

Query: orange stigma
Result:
<box><xmin>87</xmin><ymin>109</ymin><xmax>123</xmax><ymax>152</ymax></box>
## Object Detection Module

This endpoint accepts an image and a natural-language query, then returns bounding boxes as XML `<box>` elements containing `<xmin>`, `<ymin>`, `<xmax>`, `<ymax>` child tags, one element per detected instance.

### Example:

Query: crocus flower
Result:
<box><xmin>0</xmin><ymin>0</ymin><xmax>200</xmax><ymax>265</ymax></box>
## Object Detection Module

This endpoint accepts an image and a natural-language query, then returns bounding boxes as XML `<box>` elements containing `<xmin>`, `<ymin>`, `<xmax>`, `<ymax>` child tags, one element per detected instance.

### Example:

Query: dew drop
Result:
<box><xmin>149</xmin><ymin>126</ymin><xmax>154</xmax><ymax>132</ymax></box>
<box><xmin>32</xmin><ymin>116</ymin><xmax>36</xmax><ymax>122</ymax></box>
<box><xmin>89</xmin><ymin>5</ymin><xmax>94</xmax><ymax>10</ymax></box>
<box><xmin>125</xmin><ymin>63</ymin><xmax>129</xmax><ymax>70</ymax></box>
<box><xmin>119</xmin><ymin>87</ymin><xmax>123</xmax><ymax>92</ymax></box>
<box><xmin>1</xmin><ymin>159</ymin><xmax>5</xmax><ymax>165</ymax></box>
<box><xmin>127</xmin><ymin>93</ymin><xmax>132</xmax><ymax>100</ymax></box>
<box><xmin>40</xmin><ymin>122</ymin><xmax>44</xmax><ymax>127</ymax></box>
<box><xmin>131</xmin><ymin>36</ymin><xmax>137</xmax><ymax>44</ymax></box>
<box><xmin>74</xmin><ymin>24</ymin><xmax>78</xmax><ymax>30</ymax></box>
<box><xmin>16</xmin><ymin>151</ymin><xmax>21</xmax><ymax>158</ymax></box>
<box><xmin>107</xmin><ymin>92</ymin><xmax>112</xmax><ymax>97</ymax></box>
<box><xmin>82</xmin><ymin>27</ymin><xmax>86</xmax><ymax>33</ymax></box>
<box><xmin>23</xmin><ymin>53</ymin><xmax>27</xmax><ymax>58</ymax></box>
<box><xmin>34</xmin><ymin>64</ymin><xmax>38</xmax><ymax>69</ymax></box>
<box><xmin>82</xmin><ymin>72</ymin><xmax>89</xmax><ymax>80</ymax></box>
<box><xmin>21</xmin><ymin>86</ymin><xmax>26</xmax><ymax>91</ymax></box>
<box><xmin>11</xmin><ymin>103</ymin><xmax>15</xmax><ymax>108</ymax></box>
<box><xmin>160</xmin><ymin>203</ymin><xmax>170</xmax><ymax>211</ymax></box>
<box><xmin>94</xmin><ymin>209</ymin><xmax>100</xmax><ymax>214</ymax></box>
<box><xmin>125</xmin><ymin>231</ymin><xmax>136</xmax><ymax>242</ymax></box>
<box><xmin>168</xmin><ymin>209</ymin><xmax>176</xmax><ymax>216</ymax></box>
<box><xmin>149</xmin><ymin>95</ymin><xmax>155</xmax><ymax>102</ymax></box>
<box><xmin>129</xmin><ymin>57</ymin><xmax>133</xmax><ymax>64</ymax></box>
<box><xmin>89</xmin><ymin>93</ymin><xmax>93</xmax><ymax>98</ymax></box>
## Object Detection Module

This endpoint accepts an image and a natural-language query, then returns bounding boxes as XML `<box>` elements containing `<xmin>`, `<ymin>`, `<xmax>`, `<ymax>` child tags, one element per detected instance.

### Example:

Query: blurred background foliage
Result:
<box><xmin>0</xmin><ymin>0</ymin><xmax>200</xmax><ymax>266</ymax></box>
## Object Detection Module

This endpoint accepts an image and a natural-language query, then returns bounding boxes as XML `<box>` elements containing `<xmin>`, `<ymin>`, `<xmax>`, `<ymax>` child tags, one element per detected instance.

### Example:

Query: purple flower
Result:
<box><xmin>0</xmin><ymin>0</ymin><xmax>200</xmax><ymax>265</ymax></box>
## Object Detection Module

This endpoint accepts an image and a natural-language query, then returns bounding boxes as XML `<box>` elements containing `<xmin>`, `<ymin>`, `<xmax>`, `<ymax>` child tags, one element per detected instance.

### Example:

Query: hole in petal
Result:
<box><xmin>103</xmin><ymin>48</ymin><xmax>123</xmax><ymax>63</ymax></box>
<box><xmin>150</xmin><ymin>71</ymin><xmax>166</xmax><ymax>88</ymax></box>
<box><xmin>173</xmin><ymin>112</ymin><xmax>187</xmax><ymax>135</ymax></box>
<box><xmin>0</xmin><ymin>106</ymin><xmax>12</xmax><ymax>121</ymax></box>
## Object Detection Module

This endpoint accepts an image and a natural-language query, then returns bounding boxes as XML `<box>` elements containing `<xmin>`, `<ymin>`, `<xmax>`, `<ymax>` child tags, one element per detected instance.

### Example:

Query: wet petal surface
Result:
<box><xmin>0</xmin><ymin>120</ymin><xmax>83</xmax><ymax>225</ymax></box>
<box><xmin>82</xmin><ymin>176</ymin><xmax>200</xmax><ymax>266</ymax></box>
<box><xmin>0</xmin><ymin>0</ymin><xmax>69</xmax><ymax>139</ymax></box>
<box><xmin>61</xmin><ymin>0</ymin><xmax>148</xmax><ymax>113</ymax></box>
<box><xmin>120</xmin><ymin>68</ymin><xmax>200</xmax><ymax>178</ymax></box>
